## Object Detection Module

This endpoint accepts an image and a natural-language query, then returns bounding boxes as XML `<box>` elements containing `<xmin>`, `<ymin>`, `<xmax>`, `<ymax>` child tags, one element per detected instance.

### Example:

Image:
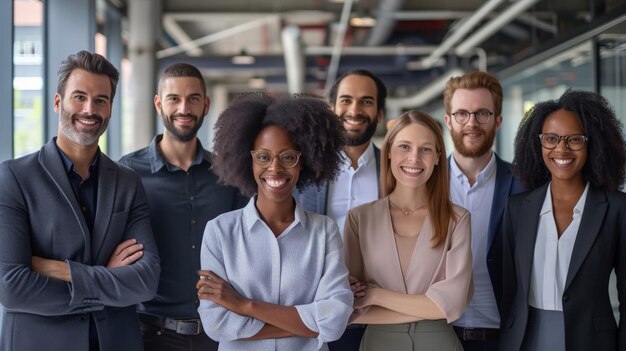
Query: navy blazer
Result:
<box><xmin>449</xmin><ymin>154</ymin><xmax>525</xmax><ymax>309</ymax></box>
<box><xmin>295</xmin><ymin>145</ymin><xmax>381</xmax><ymax>215</ymax></box>
<box><xmin>500</xmin><ymin>184</ymin><xmax>626</xmax><ymax>351</ymax></box>
<box><xmin>0</xmin><ymin>140</ymin><xmax>161</xmax><ymax>351</ymax></box>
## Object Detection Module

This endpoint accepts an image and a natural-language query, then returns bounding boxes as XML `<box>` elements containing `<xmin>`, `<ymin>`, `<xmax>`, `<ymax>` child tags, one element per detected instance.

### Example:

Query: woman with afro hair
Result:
<box><xmin>195</xmin><ymin>93</ymin><xmax>353</xmax><ymax>351</ymax></box>
<box><xmin>499</xmin><ymin>90</ymin><xmax>626</xmax><ymax>351</ymax></box>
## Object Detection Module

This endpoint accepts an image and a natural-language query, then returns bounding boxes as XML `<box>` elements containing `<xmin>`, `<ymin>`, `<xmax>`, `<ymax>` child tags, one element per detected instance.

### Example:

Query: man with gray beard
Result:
<box><xmin>119</xmin><ymin>63</ymin><xmax>247</xmax><ymax>351</ymax></box>
<box><xmin>0</xmin><ymin>50</ymin><xmax>160</xmax><ymax>351</ymax></box>
<box><xmin>443</xmin><ymin>71</ymin><xmax>525</xmax><ymax>351</ymax></box>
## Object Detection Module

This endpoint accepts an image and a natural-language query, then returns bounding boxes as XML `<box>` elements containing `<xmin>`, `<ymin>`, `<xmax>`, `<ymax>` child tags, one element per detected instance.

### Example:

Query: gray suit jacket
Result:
<box><xmin>294</xmin><ymin>145</ymin><xmax>381</xmax><ymax>214</ymax></box>
<box><xmin>0</xmin><ymin>139</ymin><xmax>161</xmax><ymax>351</ymax></box>
<box><xmin>500</xmin><ymin>184</ymin><xmax>626</xmax><ymax>351</ymax></box>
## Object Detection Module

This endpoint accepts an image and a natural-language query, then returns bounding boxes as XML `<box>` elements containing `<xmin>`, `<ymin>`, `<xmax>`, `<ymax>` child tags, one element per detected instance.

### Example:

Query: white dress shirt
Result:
<box><xmin>198</xmin><ymin>197</ymin><xmax>353</xmax><ymax>351</ymax></box>
<box><xmin>450</xmin><ymin>153</ymin><xmax>500</xmax><ymax>329</ymax></box>
<box><xmin>326</xmin><ymin>142</ymin><xmax>379</xmax><ymax>238</ymax></box>
<box><xmin>529</xmin><ymin>183</ymin><xmax>589</xmax><ymax>311</ymax></box>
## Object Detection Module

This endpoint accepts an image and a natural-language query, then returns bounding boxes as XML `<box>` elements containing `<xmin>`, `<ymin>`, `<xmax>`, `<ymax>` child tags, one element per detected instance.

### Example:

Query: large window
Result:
<box><xmin>14</xmin><ymin>0</ymin><xmax>44</xmax><ymax>158</ymax></box>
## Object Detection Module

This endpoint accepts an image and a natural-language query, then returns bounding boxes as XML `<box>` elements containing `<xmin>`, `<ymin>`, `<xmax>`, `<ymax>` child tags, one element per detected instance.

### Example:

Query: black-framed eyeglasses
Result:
<box><xmin>250</xmin><ymin>150</ymin><xmax>302</xmax><ymax>168</ymax></box>
<box><xmin>451</xmin><ymin>110</ymin><xmax>494</xmax><ymax>124</ymax></box>
<box><xmin>538</xmin><ymin>133</ymin><xmax>588</xmax><ymax>151</ymax></box>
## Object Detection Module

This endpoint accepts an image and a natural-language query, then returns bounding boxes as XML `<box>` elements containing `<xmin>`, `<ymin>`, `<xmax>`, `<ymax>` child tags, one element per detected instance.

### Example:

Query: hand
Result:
<box><xmin>197</xmin><ymin>270</ymin><xmax>248</xmax><ymax>314</ymax></box>
<box><xmin>107</xmin><ymin>239</ymin><xmax>144</xmax><ymax>268</ymax></box>
<box><xmin>354</xmin><ymin>286</ymin><xmax>379</xmax><ymax>309</ymax></box>
<box><xmin>349</xmin><ymin>276</ymin><xmax>367</xmax><ymax>298</ymax></box>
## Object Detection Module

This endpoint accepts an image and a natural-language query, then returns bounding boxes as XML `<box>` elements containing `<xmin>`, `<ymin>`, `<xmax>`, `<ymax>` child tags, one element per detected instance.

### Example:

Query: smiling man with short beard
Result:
<box><xmin>294</xmin><ymin>69</ymin><xmax>387</xmax><ymax>351</ymax></box>
<box><xmin>119</xmin><ymin>63</ymin><xmax>247</xmax><ymax>351</ymax></box>
<box><xmin>443</xmin><ymin>71</ymin><xmax>525</xmax><ymax>351</ymax></box>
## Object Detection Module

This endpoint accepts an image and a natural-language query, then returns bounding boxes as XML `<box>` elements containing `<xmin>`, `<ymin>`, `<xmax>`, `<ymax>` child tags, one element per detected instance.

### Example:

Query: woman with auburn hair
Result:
<box><xmin>499</xmin><ymin>90</ymin><xmax>626</xmax><ymax>351</ymax></box>
<box><xmin>344</xmin><ymin>110</ymin><xmax>472</xmax><ymax>350</ymax></box>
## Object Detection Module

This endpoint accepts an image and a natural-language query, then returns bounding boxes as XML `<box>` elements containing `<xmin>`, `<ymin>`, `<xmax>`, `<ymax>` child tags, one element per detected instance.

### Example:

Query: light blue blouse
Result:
<box><xmin>198</xmin><ymin>197</ymin><xmax>353</xmax><ymax>351</ymax></box>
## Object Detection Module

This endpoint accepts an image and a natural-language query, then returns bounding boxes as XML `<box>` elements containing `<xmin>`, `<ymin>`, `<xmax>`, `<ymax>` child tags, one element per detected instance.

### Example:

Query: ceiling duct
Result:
<box><xmin>281</xmin><ymin>25</ymin><xmax>305</xmax><ymax>94</ymax></box>
<box><xmin>365</xmin><ymin>0</ymin><xmax>405</xmax><ymax>46</ymax></box>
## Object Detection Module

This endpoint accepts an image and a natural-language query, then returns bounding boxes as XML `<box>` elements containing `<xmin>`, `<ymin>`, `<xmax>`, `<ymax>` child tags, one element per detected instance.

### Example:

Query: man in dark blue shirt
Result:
<box><xmin>119</xmin><ymin>63</ymin><xmax>246</xmax><ymax>351</ymax></box>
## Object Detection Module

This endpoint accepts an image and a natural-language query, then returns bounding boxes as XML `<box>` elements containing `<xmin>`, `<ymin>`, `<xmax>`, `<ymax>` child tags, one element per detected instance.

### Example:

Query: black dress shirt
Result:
<box><xmin>119</xmin><ymin>135</ymin><xmax>247</xmax><ymax>320</ymax></box>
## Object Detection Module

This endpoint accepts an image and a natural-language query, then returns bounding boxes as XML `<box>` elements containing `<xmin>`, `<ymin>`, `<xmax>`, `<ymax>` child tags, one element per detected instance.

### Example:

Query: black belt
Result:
<box><xmin>454</xmin><ymin>327</ymin><xmax>499</xmax><ymax>341</ymax></box>
<box><xmin>139</xmin><ymin>313</ymin><xmax>202</xmax><ymax>336</ymax></box>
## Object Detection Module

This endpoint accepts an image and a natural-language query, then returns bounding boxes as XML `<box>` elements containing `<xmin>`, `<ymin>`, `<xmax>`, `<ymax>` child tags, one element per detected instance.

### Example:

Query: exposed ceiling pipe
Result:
<box><xmin>162</xmin><ymin>15</ymin><xmax>203</xmax><ymax>57</ymax></box>
<box><xmin>157</xmin><ymin>16</ymin><xmax>277</xmax><ymax>59</ymax></box>
<box><xmin>281</xmin><ymin>25</ymin><xmax>305</xmax><ymax>94</ymax></box>
<box><xmin>387</xmin><ymin>68</ymin><xmax>464</xmax><ymax>109</ymax></box>
<box><xmin>306</xmin><ymin>45</ymin><xmax>436</xmax><ymax>56</ymax></box>
<box><xmin>456</xmin><ymin>0</ymin><xmax>542</xmax><ymax>56</ymax></box>
<box><xmin>324</xmin><ymin>0</ymin><xmax>354</xmax><ymax>92</ymax></box>
<box><xmin>420</xmin><ymin>0</ymin><xmax>504</xmax><ymax>69</ymax></box>
<box><xmin>365</xmin><ymin>0</ymin><xmax>405</xmax><ymax>46</ymax></box>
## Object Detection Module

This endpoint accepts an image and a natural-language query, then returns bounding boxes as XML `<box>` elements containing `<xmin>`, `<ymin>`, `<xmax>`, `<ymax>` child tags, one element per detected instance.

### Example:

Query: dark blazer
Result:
<box><xmin>0</xmin><ymin>139</ymin><xmax>161</xmax><ymax>351</ymax></box>
<box><xmin>294</xmin><ymin>145</ymin><xmax>381</xmax><ymax>214</ymax></box>
<box><xmin>499</xmin><ymin>184</ymin><xmax>626</xmax><ymax>351</ymax></box>
<box><xmin>449</xmin><ymin>154</ymin><xmax>525</xmax><ymax>309</ymax></box>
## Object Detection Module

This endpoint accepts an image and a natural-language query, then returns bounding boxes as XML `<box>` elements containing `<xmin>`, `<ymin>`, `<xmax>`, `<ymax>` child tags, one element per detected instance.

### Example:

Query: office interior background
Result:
<box><xmin>1</xmin><ymin>0</ymin><xmax>625</xmax><ymax>328</ymax></box>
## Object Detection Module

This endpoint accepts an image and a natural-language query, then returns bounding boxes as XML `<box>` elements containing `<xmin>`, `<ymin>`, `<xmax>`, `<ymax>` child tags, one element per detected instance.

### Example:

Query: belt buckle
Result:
<box><xmin>177</xmin><ymin>319</ymin><xmax>202</xmax><ymax>336</ymax></box>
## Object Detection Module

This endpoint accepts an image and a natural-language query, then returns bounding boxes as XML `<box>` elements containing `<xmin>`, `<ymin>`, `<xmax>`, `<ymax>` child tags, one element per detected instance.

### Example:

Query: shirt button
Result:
<box><xmin>192</xmin><ymin>245</ymin><xmax>196</xmax><ymax>249</ymax></box>
<box><xmin>190</xmin><ymin>196</ymin><xmax>194</xmax><ymax>201</ymax></box>
<box><xmin>351</xmin><ymin>196</ymin><xmax>355</xmax><ymax>201</ymax></box>
<box><xmin>192</xmin><ymin>219</ymin><xmax>196</xmax><ymax>224</ymax></box>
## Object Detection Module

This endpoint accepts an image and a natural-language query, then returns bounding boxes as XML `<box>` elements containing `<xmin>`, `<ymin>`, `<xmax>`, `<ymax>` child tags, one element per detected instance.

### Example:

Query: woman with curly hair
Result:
<box><xmin>195</xmin><ymin>93</ymin><xmax>353</xmax><ymax>351</ymax></box>
<box><xmin>344</xmin><ymin>110</ymin><xmax>472</xmax><ymax>350</ymax></box>
<box><xmin>499</xmin><ymin>90</ymin><xmax>626</xmax><ymax>351</ymax></box>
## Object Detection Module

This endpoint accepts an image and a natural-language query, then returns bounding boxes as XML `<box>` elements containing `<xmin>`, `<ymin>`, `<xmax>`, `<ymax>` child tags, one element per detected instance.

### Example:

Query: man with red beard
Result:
<box><xmin>443</xmin><ymin>71</ymin><xmax>525</xmax><ymax>351</ymax></box>
<box><xmin>295</xmin><ymin>69</ymin><xmax>386</xmax><ymax>351</ymax></box>
<box><xmin>119</xmin><ymin>63</ymin><xmax>247</xmax><ymax>351</ymax></box>
<box><xmin>0</xmin><ymin>50</ymin><xmax>161</xmax><ymax>351</ymax></box>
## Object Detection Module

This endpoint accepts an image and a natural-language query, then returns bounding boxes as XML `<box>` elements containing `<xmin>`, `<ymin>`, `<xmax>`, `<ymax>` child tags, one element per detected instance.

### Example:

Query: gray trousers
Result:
<box><xmin>360</xmin><ymin>320</ymin><xmax>463</xmax><ymax>351</ymax></box>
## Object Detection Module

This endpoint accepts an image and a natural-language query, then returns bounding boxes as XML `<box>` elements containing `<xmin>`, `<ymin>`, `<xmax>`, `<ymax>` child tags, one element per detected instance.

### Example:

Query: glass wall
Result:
<box><xmin>498</xmin><ymin>41</ymin><xmax>595</xmax><ymax>161</ymax></box>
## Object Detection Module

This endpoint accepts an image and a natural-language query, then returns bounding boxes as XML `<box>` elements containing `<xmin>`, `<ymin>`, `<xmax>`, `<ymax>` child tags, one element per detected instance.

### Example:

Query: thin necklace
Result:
<box><xmin>389</xmin><ymin>199</ymin><xmax>427</xmax><ymax>215</ymax></box>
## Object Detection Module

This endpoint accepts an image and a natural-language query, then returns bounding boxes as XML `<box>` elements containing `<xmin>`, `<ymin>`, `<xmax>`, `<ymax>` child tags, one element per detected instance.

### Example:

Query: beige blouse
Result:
<box><xmin>344</xmin><ymin>196</ymin><xmax>473</xmax><ymax>322</ymax></box>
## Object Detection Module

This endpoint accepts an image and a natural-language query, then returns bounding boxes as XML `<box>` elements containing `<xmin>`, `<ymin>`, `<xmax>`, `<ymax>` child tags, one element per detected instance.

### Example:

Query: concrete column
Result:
<box><xmin>0</xmin><ymin>0</ymin><xmax>13</xmax><ymax>162</ymax></box>
<box><xmin>127</xmin><ymin>0</ymin><xmax>159</xmax><ymax>152</ymax></box>
<box><xmin>204</xmin><ymin>84</ymin><xmax>230</xmax><ymax>151</ymax></box>
<box><xmin>44</xmin><ymin>0</ymin><xmax>96</xmax><ymax>141</ymax></box>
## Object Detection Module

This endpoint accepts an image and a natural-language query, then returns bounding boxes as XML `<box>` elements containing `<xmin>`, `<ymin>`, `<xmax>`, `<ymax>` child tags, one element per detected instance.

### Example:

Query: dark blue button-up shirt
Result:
<box><xmin>56</xmin><ymin>139</ymin><xmax>99</xmax><ymax>234</ymax></box>
<box><xmin>119</xmin><ymin>135</ymin><xmax>247</xmax><ymax>319</ymax></box>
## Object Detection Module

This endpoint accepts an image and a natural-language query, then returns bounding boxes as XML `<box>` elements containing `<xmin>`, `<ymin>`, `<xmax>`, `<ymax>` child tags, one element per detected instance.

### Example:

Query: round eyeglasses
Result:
<box><xmin>538</xmin><ymin>133</ymin><xmax>588</xmax><ymax>151</ymax></box>
<box><xmin>250</xmin><ymin>150</ymin><xmax>302</xmax><ymax>168</ymax></box>
<box><xmin>451</xmin><ymin>110</ymin><xmax>494</xmax><ymax>124</ymax></box>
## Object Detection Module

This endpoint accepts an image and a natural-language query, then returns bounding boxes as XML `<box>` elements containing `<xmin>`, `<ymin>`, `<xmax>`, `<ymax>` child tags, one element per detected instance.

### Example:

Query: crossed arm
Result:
<box><xmin>196</xmin><ymin>270</ymin><xmax>317</xmax><ymax>339</ymax></box>
<box><xmin>31</xmin><ymin>239</ymin><xmax>146</xmax><ymax>282</ymax></box>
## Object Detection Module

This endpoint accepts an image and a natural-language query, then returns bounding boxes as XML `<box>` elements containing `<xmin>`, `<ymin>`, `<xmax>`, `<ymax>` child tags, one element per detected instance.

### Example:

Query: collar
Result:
<box><xmin>54</xmin><ymin>137</ymin><xmax>100</xmax><ymax>175</ymax></box>
<box><xmin>242</xmin><ymin>196</ymin><xmax>305</xmax><ymax>234</ymax></box>
<box><xmin>148</xmin><ymin>134</ymin><xmax>210</xmax><ymax>173</ymax></box>
<box><xmin>449</xmin><ymin>151</ymin><xmax>496</xmax><ymax>185</ymax></box>
<box><xmin>540</xmin><ymin>182</ymin><xmax>590</xmax><ymax>216</ymax></box>
<box><xmin>340</xmin><ymin>141</ymin><xmax>376</xmax><ymax>168</ymax></box>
